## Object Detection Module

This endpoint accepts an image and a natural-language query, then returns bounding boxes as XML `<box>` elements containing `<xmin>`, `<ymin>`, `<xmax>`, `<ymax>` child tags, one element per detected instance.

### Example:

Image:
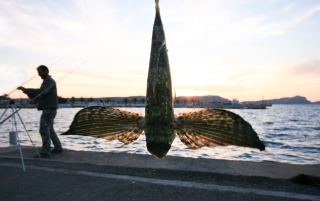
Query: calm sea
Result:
<box><xmin>0</xmin><ymin>105</ymin><xmax>319</xmax><ymax>165</ymax></box>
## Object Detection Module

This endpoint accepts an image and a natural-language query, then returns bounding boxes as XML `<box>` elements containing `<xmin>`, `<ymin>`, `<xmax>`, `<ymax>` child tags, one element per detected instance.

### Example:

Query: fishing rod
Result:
<box><xmin>22</xmin><ymin>57</ymin><xmax>92</xmax><ymax>102</ymax></box>
<box><xmin>0</xmin><ymin>57</ymin><xmax>92</xmax><ymax>126</ymax></box>
<box><xmin>55</xmin><ymin>57</ymin><xmax>92</xmax><ymax>83</ymax></box>
<box><xmin>4</xmin><ymin>56</ymin><xmax>68</xmax><ymax>97</ymax></box>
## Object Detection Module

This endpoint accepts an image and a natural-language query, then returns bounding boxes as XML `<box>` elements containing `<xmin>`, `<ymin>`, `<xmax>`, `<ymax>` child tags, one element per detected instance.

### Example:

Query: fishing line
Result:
<box><xmin>55</xmin><ymin>57</ymin><xmax>92</xmax><ymax>83</ymax></box>
<box><xmin>0</xmin><ymin>57</ymin><xmax>93</xmax><ymax>125</ymax></box>
<box><xmin>5</xmin><ymin>56</ymin><xmax>68</xmax><ymax>96</ymax></box>
<box><xmin>0</xmin><ymin>57</ymin><xmax>92</xmax><ymax>126</ymax></box>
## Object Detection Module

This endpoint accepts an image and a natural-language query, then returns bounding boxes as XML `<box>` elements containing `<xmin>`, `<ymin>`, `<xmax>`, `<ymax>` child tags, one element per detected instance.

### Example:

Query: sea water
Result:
<box><xmin>0</xmin><ymin>105</ymin><xmax>319</xmax><ymax>165</ymax></box>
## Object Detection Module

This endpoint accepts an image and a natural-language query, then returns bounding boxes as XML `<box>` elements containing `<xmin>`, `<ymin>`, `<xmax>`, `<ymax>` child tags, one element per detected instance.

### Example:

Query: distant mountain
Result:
<box><xmin>175</xmin><ymin>95</ymin><xmax>229</xmax><ymax>103</ymax></box>
<box><xmin>96</xmin><ymin>96</ymin><xmax>146</xmax><ymax>103</ymax></box>
<box><xmin>244</xmin><ymin>96</ymin><xmax>312</xmax><ymax>104</ymax></box>
<box><xmin>96</xmin><ymin>95</ymin><xmax>229</xmax><ymax>104</ymax></box>
<box><xmin>86</xmin><ymin>95</ymin><xmax>317</xmax><ymax>105</ymax></box>
<box><xmin>27</xmin><ymin>95</ymin><xmax>315</xmax><ymax>105</ymax></box>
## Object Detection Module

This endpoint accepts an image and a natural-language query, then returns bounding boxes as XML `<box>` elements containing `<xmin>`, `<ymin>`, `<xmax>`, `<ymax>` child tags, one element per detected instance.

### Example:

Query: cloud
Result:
<box><xmin>282</xmin><ymin>3</ymin><xmax>295</xmax><ymax>13</ymax></box>
<box><xmin>1</xmin><ymin>0</ymin><xmax>320</xmax><ymax>101</ymax></box>
<box><xmin>218</xmin><ymin>5</ymin><xmax>320</xmax><ymax>43</ymax></box>
<box><xmin>0</xmin><ymin>0</ymin><xmax>149</xmax><ymax>59</ymax></box>
<box><xmin>162</xmin><ymin>1</ymin><xmax>320</xmax><ymax>47</ymax></box>
<box><xmin>0</xmin><ymin>65</ymin><xmax>27</xmax><ymax>95</ymax></box>
<box><xmin>228</xmin><ymin>69</ymin><xmax>260</xmax><ymax>82</ymax></box>
<box><xmin>2</xmin><ymin>0</ymin><xmax>319</xmax><ymax>58</ymax></box>
<box><xmin>216</xmin><ymin>55</ymin><xmax>242</xmax><ymax>65</ymax></box>
<box><xmin>287</xmin><ymin>59</ymin><xmax>320</xmax><ymax>76</ymax></box>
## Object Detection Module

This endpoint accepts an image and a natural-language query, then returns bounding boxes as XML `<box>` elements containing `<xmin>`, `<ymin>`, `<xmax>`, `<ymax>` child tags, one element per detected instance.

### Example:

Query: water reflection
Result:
<box><xmin>0</xmin><ymin>105</ymin><xmax>320</xmax><ymax>165</ymax></box>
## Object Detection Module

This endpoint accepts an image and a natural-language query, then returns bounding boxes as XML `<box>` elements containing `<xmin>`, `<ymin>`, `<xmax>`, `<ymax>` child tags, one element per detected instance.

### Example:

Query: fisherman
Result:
<box><xmin>17</xmin><ymin>65</ymin><xmax>63</xmax><ymax>158</ymax></box>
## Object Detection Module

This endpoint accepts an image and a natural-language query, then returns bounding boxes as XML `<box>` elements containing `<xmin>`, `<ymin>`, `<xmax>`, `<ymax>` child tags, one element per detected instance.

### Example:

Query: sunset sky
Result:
<box><xmin>1</xmin><ymin>0</ymin><xmax>320</xmax><ymax>102</ymax></box>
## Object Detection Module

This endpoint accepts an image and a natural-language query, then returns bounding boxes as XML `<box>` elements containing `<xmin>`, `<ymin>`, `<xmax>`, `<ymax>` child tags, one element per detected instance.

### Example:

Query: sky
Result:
<box><xmin>1</xmin><ymin>0</ymin><xmax>320</xmax><ymax>102</ymax></box>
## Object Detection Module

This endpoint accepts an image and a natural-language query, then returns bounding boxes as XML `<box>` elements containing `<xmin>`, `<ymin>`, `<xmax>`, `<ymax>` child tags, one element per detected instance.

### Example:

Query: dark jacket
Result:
<box><xmin>24</xmin><ymin>76</ymin><xmax>58</xmax><ymax>110</ymax></box>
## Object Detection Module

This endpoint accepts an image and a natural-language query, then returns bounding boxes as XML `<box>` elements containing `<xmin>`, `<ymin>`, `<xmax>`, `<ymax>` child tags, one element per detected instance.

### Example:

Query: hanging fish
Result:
<box><xmin>62</xmin><ymin>0</ymin><xmax>265</xmax><ymax>158</ymax></box>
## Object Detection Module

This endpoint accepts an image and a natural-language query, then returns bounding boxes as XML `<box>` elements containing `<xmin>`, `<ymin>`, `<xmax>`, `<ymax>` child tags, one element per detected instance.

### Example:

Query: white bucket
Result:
<box><xmin>9</xmin><ymin>131</ymin><xmax>17</xmax><ymax>145</ymax></box>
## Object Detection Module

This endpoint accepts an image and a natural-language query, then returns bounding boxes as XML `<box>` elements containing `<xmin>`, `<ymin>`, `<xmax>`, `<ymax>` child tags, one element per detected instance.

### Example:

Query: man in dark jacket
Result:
<box><xmin>18</xmin><ymin>65</ymin><xmax>63</xmax><ymax>158</ymax></box>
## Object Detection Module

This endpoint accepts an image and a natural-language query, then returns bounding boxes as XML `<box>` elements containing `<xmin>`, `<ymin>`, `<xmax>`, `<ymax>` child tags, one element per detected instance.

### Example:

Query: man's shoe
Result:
<box><xmin>34</xmin><ymin>153</ymin><xmax>51</xmax><ymax>158</ymax></box>
<box><xmin>50</xmin><ymin>148</ymin><xmax>63</xmax><ymax>154</ymax></box>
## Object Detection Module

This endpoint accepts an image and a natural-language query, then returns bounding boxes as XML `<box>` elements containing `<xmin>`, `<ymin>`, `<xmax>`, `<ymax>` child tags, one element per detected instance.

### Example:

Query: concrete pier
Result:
<box><xmin>1</xmin><ymin>146</ymin><xmax>319</xmax><ymax>201</ymax></box>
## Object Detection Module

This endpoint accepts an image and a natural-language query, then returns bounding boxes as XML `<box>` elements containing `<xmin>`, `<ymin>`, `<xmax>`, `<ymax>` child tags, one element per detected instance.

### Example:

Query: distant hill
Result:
<box><xmin>13</xmin><ymin>95</ymin><xmax>317</xmax><ymax>105</ymax></box>
<box><xmin>175</xmin><ymin>95</ymin><xmax>229</xmax><ymax>103</ymax></box>
<box><xmin>96</xmin><ymin>96</ymin><xmax>145</xmax><ymax>103</ymax></box>
<box><xmin>101</xmin><ymin>95</ymin><xmax>316</xmax><ymax>104</ymax></box>
<box><xmin>244</xmin><ymin>96</ymin><xmax>312</xmax><ymax>104</ymax></box>
<box><xmin>96</xmin><ymin>95</ymin><xmax>229</xmax><ymax>104</ymax></box>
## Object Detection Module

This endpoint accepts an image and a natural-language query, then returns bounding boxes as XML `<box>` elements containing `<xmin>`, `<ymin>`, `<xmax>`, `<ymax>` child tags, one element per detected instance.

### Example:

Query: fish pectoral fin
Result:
<box><xmin>174</xmin><ymin>129</ymin><xmax>220</xmax><ymax>150</ymax></box>
<box><xmin>103</xmin><ymin>130</ymin><xmax>144</xmax><ymax>145</ymax></box>
<box><xmin>174</xmin><ymin>108</ymin><xmax>265</xmax><ymax>150</ymax></box>
<box><xmin>62</xmin><ymin>106</ymin><xmax>145</xmax><ymax>144</ymax></box>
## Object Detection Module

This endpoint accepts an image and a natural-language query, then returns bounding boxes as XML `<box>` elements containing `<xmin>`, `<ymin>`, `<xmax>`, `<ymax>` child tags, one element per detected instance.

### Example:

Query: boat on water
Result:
<box><xmin>84</xmin><ymin>102</ymin><xmax>146</xmax><ymax>108</ymax></box>
<box><xmin>244</xmin><ymin>104</ymin><xmax>267</xmax><ymax>109</ymax></box>
<box><xmin>59</xmin><ymin>104</ymin><xmax>71</xmax><ymax>108</ymax></box>
<box><xmin>229</xmin><ymin>98</ymin><xmax>246</xmax><ymax>109</ymax></box>
<box><xmin>243</xmin><ymin>100</ymin><xmax>271</xmax><ymax>109</ymax></box>
<box><xmin>85</xmin><ymin>102</ymin><xmax>103</xmax><ymax>107</ymax></box>
<box><xmin>208</xmin><ymin>98</ymin><xmax>270</xmax><ymax>109</ymax></box>
<box><xmin>71</xmin><ymin>103</ymin><xmax>86</xmax><ymax>108</ymax></box>
<box><xmin>209</xmin><ymin>98</ymin><xmax>246</xmax><ymax>109</ymax></box>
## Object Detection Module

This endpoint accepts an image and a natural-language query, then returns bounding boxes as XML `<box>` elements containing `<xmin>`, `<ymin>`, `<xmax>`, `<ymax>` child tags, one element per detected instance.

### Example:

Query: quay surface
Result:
<box><xmin>0</xmin><ymin>146</ymin><xmax>319</xmax><ymax>201</ymax></box>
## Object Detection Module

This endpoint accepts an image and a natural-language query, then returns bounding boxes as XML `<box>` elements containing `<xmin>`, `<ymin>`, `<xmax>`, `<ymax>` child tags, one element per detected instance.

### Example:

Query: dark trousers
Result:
<box><xmin>39</xmin><ymin>109</ymin><xmax>62</xmax><ymax>154</ymax></box>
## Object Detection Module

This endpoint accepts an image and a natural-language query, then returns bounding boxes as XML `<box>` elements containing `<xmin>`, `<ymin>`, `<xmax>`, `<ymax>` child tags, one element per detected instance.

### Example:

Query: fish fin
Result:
<box><xmin>174</xmin><ymin>108</ymin><xmax>265</xmax><ymax>150</ymax></box>
<box><xmin>62</xmin><ymin>106</ymin><xmax>145</xmax><ymax>145</ymax></box>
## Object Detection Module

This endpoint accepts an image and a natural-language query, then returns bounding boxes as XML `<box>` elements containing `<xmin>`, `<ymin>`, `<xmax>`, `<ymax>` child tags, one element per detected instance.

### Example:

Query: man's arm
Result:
<box><xmin>17</xmin><ymin>77</ymin><xmax>55</xmax><ymax>99</ymax></box>
<box><xmin>17</xmin><ymin>86</ymin><xmax>26</xmax><ymax>93</ymax></box>
<box><xmin>17</xmin><ymin>86</ymin><xmax>40</xmax><ymax>99</ymax></box>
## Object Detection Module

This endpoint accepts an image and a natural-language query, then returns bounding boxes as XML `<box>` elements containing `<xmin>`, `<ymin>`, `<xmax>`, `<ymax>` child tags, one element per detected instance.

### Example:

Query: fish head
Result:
<box><xmin>145</xmin><ymin>125</ymin><xmax>175</xmax><ymax>158</ymax></box>
<box><xmin>146</xmin><ymin>141</ymin><xmax>170</xmax><ymax>159</ymax></box>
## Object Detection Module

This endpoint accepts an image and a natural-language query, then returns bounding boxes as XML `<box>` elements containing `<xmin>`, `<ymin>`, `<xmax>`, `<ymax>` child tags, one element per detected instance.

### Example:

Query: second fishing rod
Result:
<box><xmin>4</xmin><ymin>56</ymin><xmax>68</xmax><ymax>97</ymax></box>
<box><xmin>0</xmin><ymin>58</ymin><xmax>92</xmax><ymax>126</ymax></box>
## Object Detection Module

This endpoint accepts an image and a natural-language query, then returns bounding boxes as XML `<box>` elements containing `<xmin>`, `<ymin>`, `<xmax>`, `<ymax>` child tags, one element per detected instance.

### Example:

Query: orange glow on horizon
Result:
<box><xmin>176</xmin><ymin>90</ymin><xmax>206</xmax><ymax>97</ymax></box>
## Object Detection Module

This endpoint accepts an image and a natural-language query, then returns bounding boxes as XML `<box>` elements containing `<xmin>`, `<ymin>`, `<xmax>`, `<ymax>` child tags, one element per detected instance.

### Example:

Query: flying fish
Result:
<box><xmin>62</xmin><ymin>0</ymin><xmax>265</xmax><ymax>158</ymax></box>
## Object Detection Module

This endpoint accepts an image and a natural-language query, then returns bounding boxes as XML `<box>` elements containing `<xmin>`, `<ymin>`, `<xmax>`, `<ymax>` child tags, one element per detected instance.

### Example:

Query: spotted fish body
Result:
<box><xmin>62</xmin><ymin>1</ymin><xmax>265</xmax><ymax>158</ymax></box>
<box><xmin>145</xmin><ymin>1</ymin><xmax>175</xmax><ymax>158</ymax></box>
